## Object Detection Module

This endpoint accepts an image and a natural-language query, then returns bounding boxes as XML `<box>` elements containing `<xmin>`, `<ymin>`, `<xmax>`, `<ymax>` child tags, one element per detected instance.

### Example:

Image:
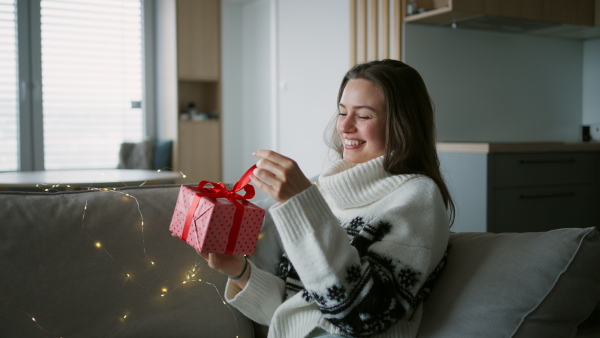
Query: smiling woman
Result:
<box><xmin>328</xmin><ymin>60</ymin><xmax>455</xmax><ymax>216</ymax></box>
<box><xmin>198</xmin><ymin>59</ymin><xmax>457</xmax><ymax>338</ymax></box>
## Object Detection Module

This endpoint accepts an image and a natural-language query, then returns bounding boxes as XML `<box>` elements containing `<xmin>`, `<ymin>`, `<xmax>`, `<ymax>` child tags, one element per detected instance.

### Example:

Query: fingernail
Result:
<box><xmin>252</xmin><ymin>151</ymin><xmax>258</xmax><ymax>156</ymax></box>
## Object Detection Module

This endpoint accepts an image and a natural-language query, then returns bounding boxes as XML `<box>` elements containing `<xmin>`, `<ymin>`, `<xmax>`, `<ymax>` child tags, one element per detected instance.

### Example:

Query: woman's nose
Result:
<box><xmin>339</xmin><ymin>115</ymin><xmax>356</xmax><ymax>133</ymax></box>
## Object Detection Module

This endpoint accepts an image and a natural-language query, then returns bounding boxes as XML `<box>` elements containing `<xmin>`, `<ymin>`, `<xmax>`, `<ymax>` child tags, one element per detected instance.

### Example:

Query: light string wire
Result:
<box><xmin>22</xmin><ymin>169</ymin><xmax>240</xmax><ymax>338</ymax></box>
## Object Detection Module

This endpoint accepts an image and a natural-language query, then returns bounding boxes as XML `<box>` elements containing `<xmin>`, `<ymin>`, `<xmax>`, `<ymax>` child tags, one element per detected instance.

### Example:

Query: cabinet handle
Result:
<box><xmin>519</xmin><ymin>192</ymin><xmax>576</xmax><ymax>200</ymax></box>
<box><xmin>519</xmin><ymin>159</ymin><xmax>575</xmax><ymax>165</ymax></box>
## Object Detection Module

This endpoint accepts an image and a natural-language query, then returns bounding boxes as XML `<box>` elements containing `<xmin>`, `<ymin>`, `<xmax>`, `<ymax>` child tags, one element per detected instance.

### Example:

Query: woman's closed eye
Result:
<box><xmin>338</xmin><ymin>112</ymin><xmax>371</xmax><ymax>119</ymax></box>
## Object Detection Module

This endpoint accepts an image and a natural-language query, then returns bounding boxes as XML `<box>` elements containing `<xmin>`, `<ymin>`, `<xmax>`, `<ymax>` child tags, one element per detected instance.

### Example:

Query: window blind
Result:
<box><xmin>40</xmin><ymin>0</ymin><xmax>143</xmax><ymax>169</ymax></box>
<box><xmin>0</xmin><ymin>0</ymin><xmax>18</xmax><ymax>172</ymax></box>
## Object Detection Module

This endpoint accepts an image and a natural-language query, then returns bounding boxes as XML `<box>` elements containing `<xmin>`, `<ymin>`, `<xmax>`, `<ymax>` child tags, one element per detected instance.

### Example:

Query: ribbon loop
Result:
<box><xmin>184</xmin><ymin>165</ymin><xmax>258</xmax><ymax>254</ymax></box>
<box><xmin>196</xmin><ymin>165</ymin><xmax>256</xmax><ymax>201</ymax></box>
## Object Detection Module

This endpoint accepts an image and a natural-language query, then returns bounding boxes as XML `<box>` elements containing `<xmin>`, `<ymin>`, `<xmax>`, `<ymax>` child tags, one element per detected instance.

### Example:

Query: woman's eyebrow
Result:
<box><xmin>338</xmin><ymin>103</ymin><xmax>377</xmax><ymax>112</ymax></box>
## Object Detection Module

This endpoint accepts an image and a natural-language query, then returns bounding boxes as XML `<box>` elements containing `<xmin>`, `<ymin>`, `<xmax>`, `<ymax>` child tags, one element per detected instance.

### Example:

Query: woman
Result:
<box><xmin>201</xmin><ymin>59</ymin><xmax>454</xmax><ymax>338</ymax></box>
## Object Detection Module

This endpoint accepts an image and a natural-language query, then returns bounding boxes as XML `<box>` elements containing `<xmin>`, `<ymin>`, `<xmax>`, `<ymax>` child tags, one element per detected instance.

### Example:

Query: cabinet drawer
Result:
<box><xmin>490</xmin><ymin>152</ymin><xmax>600</xmax><ymax>188</ymax></box>
<box><xmin>489</xmin><ymin>184</ymin><xmax>600</xmax><ymax>233</ymax></box>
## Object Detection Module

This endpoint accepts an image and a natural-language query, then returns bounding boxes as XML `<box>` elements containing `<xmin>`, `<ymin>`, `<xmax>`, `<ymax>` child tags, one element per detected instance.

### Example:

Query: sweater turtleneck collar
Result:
<box><xmin>318</xmin><ymin>156</ymin><xmax>416</xmax><ymax>210</ymax></box>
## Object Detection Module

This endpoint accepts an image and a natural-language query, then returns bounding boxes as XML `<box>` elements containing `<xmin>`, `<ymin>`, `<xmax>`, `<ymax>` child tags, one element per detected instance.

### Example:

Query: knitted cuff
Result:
<box><xmin>229</xmin><ymin>256</ymin><xmax>248</xmax><ymax>280</ymax></box>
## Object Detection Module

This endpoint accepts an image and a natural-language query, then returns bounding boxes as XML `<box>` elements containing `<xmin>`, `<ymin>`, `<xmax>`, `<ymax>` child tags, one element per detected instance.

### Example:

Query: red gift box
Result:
<box><xmin>169</xmin><ymin>166</ymin><xmax>265</xmax><ymax>255</ymax></box>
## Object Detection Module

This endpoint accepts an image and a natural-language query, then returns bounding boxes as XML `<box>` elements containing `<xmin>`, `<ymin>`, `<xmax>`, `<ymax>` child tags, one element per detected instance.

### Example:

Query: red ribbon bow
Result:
<box><xmin>182</xmin><ymin>165</ymin><xmax>257</xmax><ymax>254</ymax></box>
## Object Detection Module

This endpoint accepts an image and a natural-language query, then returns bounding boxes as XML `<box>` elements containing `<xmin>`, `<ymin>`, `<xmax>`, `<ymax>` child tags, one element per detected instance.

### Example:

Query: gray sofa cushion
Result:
<box><xmin>419</xmin><ymin>227</ymin><xmax>600</xmax><ymax>338</ymax></box>
<box><xmin>2</xmin><ymin>184</ymin><xmax>599</xmax><ymax>338</ymax></box>
<box><xmin>0</xmin><ymin>185</ymin><xmax>255</xmax><ymax>337</ymax></box>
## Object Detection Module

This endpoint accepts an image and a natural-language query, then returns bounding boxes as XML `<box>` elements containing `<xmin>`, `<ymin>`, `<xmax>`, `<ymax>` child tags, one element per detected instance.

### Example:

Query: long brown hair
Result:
<box><xmin>326</xmin><ymin>59</ymin><xmax>455</xmax><ymax>224</ymax></box>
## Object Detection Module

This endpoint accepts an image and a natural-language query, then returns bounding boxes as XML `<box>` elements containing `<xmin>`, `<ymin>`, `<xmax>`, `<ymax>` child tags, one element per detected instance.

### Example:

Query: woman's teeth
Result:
<box><xmin>344</xmin><ymin>139</ymin><xmax>365</xmax><ymax>146</ymax></box>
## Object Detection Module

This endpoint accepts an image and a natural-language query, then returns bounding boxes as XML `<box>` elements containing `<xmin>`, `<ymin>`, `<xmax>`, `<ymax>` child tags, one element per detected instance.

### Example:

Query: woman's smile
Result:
<box><xmin>343</xmin><ymin>137</ymin><xmax>366</xmax><ymax>147</ymax></box>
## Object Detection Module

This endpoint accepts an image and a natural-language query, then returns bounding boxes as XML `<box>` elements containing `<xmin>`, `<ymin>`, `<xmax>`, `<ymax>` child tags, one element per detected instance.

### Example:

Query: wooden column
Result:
<box><xmin>350</xmin><ymin>0</ymin><xmax>404</xmax><ymax>66</ymax></box>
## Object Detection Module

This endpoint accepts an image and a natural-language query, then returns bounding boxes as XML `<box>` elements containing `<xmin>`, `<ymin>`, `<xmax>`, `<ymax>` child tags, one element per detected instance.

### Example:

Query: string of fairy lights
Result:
<box><xmin>21</xmin><ymin>169</ymin><xmax>242</xmax><ymax>338</ymax></box>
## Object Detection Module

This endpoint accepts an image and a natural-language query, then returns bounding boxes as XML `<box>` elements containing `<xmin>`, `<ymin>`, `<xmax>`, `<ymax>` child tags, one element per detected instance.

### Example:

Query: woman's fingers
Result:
<box><xmin>252</xmin><ymin>150</ymin><xmax>312</xmax><ymax>203</ymax></box>
<box><xmin>254</xmin><ymin>153</ymin><xmax>288</xmax><ymax>179</ymax></box>
<box><xmin>252</xmin><ymin>163</ymin><xmax>279</xmax><ymax>186</ymax></box>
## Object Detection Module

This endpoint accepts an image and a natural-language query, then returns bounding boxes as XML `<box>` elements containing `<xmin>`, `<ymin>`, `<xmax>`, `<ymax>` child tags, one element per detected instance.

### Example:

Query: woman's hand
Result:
<box><xmin>251</xmin><ymin>150</ymin><xmax>313</xmax><ymax>204</ymax></box>
<box><xmin>171</xmin><ymin>233</ymin><xmax>250</xmax><ymax>287</ymax></box>
<box><xmin>199</xmin><ymin>252</ymin><xmax>250</xmax><ymax>287</ymax></box>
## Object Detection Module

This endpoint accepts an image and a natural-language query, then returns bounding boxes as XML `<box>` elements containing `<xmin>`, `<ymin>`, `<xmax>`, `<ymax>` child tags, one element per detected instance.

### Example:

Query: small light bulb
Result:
<box><xmin>222</xmin><ymin>301</ymin><xmax>226</xmax><ymax>305</ymax></box>
<box><xmin>162</xmin><ymin>287</ymin><xmax>168</xmax><ymax>293</ymax></box>
<box><xmin>151</xmin><ymin>261</ymin><xmax>155</xmax><ymax>265</ymax></box>
<box><xmin>126</xmin><ymin>274</ymin><xmax>131</xmax><ymax>278</ymax></box>
<box><xmin>182</xmin><ymin>174</ymin><xmax>187</xmax><ymax>178</ymax></box>
<box><xmin>123</xmin><ymin>314</ymin><xmax>127</xmax><ymax>319</ymax></box>
<box><xmin>157</xmin><ymin>169</ymin><xmax>162</xmax><ymax>172</ymax></box>
<box><xmin>161</xmin><ymin>294</ymin><xmax>165</xmax><ymax>297</ymax></box>
<box><xmin>141</xmin><ymin>221</ymin><xmax>144</xmax><ymax>226</ymax></box>
<box><xmin>95</xmin><ymin>242</ymin><xmax>102</xmax><ymax>248</ymax></box>
<box><xmin>32</xmin><ymin>317</ymin><xmax>36</xmax><ymax>322</ymax></box>
<box><xmin>182</xmin><ymin>281</ymin><xmax>187</xmax><ymax>284</ymax></box>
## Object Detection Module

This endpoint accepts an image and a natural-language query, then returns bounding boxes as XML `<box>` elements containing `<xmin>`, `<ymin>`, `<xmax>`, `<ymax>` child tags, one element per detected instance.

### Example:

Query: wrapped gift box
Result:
<box><xmin>170</xmin><ymin>184</ymin><xmax>265</xmax><ymax>255</ymax></box>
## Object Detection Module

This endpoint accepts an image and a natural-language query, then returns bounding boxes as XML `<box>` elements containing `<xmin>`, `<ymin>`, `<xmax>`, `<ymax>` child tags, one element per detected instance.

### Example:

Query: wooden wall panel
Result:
<box><xmin>350</xmin><ymin>0</ymin><xmax>403</xmax><ymax>66</ymax></box>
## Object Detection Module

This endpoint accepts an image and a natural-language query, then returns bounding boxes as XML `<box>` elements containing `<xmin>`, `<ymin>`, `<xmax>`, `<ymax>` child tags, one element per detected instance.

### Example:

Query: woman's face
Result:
<box><xmin>337</xmin><ymin>78</ymin><xmax>387</xmax><ymax>164</ymax></box>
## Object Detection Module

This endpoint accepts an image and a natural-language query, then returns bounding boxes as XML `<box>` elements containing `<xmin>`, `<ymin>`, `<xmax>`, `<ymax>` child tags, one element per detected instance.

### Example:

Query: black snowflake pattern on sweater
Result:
<box><xmin>276</xmin><ymin>216</ymin><xmax>447</xmax><ymax>337</ymax></box>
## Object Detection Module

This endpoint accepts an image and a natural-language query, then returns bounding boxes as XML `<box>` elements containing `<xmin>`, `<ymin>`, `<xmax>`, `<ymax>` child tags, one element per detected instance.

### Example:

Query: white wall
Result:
<box><xmin>222</xmin><ymin>0</ymin><xmax>273</xmax><ymax>184</ymax></box>
<box><xmin>583</xmin><ymin>37</ymin><xmax>600</xmax><ymax>125</ymax></box>
<box><xmin>404</xmin><ymin>24</ymin><xmax>585</xmax><ymax>142</ymax></box>
<box><xmin>222</xmin><ymin>0</ymin><xmax>349</xmax><ymax>184</ymax></box>
<box><xmin>222</xmin><ymin>2</ymin><xmax>600</xmax><ymax>186</ymax></box>
<box><xmin>221</xmin><ymin>2</ymin><xmax>243</xmax><ymax>182</ymax></box>
<box><xmin>276</xmin><ymin>0</ymin><xmax>350</xmax><ymax>178</ymax></box>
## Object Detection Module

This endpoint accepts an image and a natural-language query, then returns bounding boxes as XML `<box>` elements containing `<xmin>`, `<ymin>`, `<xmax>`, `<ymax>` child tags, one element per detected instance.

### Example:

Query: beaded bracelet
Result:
<box><xmin>229</xmin><ymin>256</ymin><xmax>248</xmax><ymax>280</ymax></box>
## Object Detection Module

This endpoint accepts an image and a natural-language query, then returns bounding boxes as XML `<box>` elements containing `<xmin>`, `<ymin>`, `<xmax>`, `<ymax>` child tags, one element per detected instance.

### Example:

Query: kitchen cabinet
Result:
<box><xmin>404</xmin><ymin>0</ymin><xmax>599</xmax><ymax>37</ymax></box>
<box><xmin>176</xmin><ymin>0</ymin><xmax>222</xmax><ymax>183</ymax></box>
<box><xmin>438</xmin><ymin>142</ymin><xmax>600</xmax><ymax>233</ymax></box>
<box><xmin>403</xmin><ymin>0</ymin><xmax>484</xmax><ymax>25</ymax></box>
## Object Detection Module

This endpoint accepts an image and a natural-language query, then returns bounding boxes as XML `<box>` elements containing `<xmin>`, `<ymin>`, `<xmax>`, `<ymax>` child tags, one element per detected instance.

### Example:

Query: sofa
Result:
<box><xmin>1</xmin><ymin>184</ymin><xmax>599</xmax><ymax>337</ymax></box>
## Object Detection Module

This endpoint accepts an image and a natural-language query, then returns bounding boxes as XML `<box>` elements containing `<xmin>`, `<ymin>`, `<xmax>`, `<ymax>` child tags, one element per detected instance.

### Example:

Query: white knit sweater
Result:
<box><xmin>225</xmin><ymin>156</ymin><xmax>450</xmax><ymax>338</ymax></box>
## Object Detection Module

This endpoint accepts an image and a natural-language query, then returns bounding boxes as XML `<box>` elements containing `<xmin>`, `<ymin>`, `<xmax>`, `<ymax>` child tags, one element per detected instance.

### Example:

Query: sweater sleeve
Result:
<box><xmin>269</xmin><ymin>177</ymin><xmax>450</xmax><ymax>337</ymax></box>
<box><xmin>224</xmin><ymin>260</ymin><xmax>287</xmax><ymax>326</ymax></box>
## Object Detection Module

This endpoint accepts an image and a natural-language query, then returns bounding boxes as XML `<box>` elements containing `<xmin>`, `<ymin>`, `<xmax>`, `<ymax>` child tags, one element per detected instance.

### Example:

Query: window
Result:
<box><xmin>2</xmin><ymin>0</ymin><xmax>149</xmax><ymax>171</ymax></box>
<box><xmin>41</xmin><ymin>0</ymin><xmax>144</xmax><ymax>169</ymax></box>
<box><xmin>0</xmin><ymin>0</ymin><xmax>18</xmax><ymax>171</ymax></box>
